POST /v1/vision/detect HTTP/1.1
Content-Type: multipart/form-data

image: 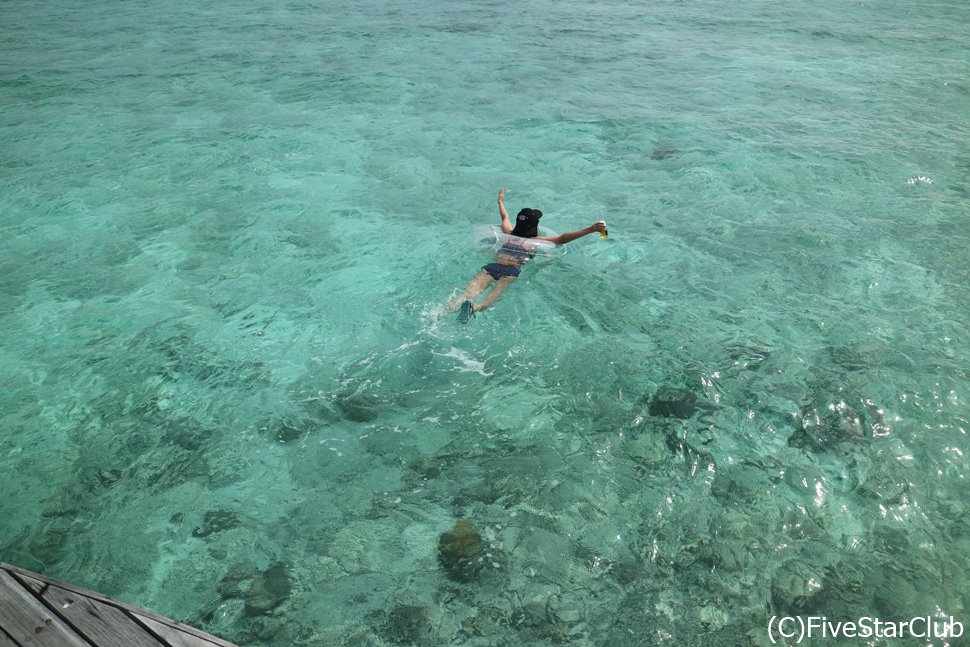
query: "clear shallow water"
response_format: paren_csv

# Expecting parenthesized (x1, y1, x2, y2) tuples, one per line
(1, 0, 969, 644)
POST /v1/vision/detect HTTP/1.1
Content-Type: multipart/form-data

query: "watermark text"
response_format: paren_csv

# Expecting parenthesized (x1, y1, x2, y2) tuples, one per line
(768, 616, 964, 643)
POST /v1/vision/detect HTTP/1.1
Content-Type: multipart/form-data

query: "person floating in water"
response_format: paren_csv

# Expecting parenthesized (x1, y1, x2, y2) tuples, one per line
(448, 188, 607, 322)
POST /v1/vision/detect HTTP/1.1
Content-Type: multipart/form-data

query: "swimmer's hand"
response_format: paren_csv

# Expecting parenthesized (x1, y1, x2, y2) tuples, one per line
(538, 221, 605, 244)
(498, 188, 512, 233)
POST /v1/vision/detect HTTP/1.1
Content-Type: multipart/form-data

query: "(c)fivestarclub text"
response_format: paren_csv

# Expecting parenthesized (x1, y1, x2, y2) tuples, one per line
(768, 615, 964, 643)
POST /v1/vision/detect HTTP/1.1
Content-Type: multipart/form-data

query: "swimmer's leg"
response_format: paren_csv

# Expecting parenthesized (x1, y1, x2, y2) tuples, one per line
(474, 276, 516, 312)
(446, 270, 493, 313)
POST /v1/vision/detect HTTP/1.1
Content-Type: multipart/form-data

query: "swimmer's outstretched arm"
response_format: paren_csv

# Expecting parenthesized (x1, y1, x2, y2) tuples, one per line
(498, 188, 513, 233)
(536, 221, 606, 245)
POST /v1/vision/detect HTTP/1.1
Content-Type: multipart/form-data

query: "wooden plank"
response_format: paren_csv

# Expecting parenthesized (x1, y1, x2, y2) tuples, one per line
(27, 576, 164, 647)
(0, 570, 89, 647)
(3, 565, 142, 615)
(14, 575, 44, 596)
(135, 614, 227, 647)
(1, 565, 238, 647)
(0, 627, 22, 647)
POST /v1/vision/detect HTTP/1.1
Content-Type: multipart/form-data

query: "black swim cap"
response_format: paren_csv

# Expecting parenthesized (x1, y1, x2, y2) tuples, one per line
(511, 208, 542, 237)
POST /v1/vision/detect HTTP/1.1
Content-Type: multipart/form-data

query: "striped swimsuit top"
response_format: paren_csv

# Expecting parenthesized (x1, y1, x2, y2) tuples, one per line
(496, 241, 535, 264)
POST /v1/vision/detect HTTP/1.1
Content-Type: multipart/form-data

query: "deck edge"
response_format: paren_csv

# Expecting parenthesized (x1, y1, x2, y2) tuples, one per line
(0, 563, 237, 647)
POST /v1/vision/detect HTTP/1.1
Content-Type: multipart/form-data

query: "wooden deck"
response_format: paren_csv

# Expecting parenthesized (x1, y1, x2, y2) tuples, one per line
(0, 563, 238, 647)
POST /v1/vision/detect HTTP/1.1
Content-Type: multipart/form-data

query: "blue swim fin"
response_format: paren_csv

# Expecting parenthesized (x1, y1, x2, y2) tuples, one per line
(457, 299, 475, 324)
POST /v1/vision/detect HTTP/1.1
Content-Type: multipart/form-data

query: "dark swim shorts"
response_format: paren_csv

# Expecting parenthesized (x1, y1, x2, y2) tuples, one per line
(482, 263, 520, 280)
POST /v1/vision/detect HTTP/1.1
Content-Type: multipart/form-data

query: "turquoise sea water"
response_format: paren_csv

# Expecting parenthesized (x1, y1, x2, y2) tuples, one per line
(2, 0, 969, 644)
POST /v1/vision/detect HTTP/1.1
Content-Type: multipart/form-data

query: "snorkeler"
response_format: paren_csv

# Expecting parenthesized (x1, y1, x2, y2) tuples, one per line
(447, 188, 607, 322)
